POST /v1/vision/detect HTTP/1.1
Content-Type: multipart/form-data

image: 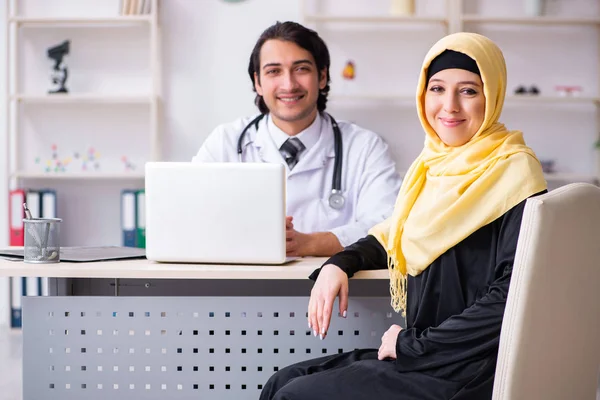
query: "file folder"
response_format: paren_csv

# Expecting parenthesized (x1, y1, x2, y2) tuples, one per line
(41, 189, 57, 218)
(25, 190, 41, 218)
(121, 190, 137, 247)
(10, 277, 23, 328)
(136, 190, 146, 248)
(9, 189, 25, 246)
(25, 277, 41, 297)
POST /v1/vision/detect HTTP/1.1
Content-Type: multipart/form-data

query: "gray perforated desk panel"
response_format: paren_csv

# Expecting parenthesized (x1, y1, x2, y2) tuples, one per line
(7, 259, 396, 400)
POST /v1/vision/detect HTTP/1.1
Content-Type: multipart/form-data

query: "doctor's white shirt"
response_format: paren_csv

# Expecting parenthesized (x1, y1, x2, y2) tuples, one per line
(192, 112, 402, 247)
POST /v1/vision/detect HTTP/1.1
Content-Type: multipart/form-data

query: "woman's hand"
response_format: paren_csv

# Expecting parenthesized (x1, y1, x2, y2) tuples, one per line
(378, 324, 402, 360)
(307, 264, 349, 339)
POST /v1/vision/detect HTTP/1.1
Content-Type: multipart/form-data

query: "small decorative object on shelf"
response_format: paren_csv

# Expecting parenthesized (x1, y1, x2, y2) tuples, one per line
(47, 40, 70, 94)
(513, 85, 540, 95)
(539, 159, 556, 174)
(341, 60, 356, 95)
(342, 60, 355, 80)
(82, 147, 101, 171)
(529, 85, 540, 95)
(555, 85, 583, 97)
(524, 0, 544, 17)
(390, 0, 415, 16)
(35, 144, 103, 173)
(122, 156, 136, 171)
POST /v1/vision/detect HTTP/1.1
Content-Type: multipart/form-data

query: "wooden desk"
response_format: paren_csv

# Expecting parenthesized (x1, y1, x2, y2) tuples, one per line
(2, 257, 394, 400)
(0, 257, 389, 280)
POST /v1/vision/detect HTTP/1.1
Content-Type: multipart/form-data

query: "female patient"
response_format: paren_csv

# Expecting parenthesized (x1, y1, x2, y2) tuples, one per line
(259, 32, 547, 400)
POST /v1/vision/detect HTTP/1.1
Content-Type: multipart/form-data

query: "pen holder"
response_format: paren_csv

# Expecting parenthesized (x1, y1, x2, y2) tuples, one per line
(23, 218, 62, 264)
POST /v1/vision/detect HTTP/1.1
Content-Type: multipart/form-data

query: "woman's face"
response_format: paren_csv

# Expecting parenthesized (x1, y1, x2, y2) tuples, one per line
(424, 68, 485, 147)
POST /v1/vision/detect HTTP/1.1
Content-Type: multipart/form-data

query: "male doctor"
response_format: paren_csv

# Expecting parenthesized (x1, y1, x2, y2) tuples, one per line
(192, 21, 401, 257)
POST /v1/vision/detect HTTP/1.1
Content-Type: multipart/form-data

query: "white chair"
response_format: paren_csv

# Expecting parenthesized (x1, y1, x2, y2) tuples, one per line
(493, 183, 600, 399)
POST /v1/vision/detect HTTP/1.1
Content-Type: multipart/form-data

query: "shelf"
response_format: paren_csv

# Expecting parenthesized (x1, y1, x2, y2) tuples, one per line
(304, 14, 447, 24)
(330, 94, 599, 105)
(11, 172, 145, 180)
(9, 16, 152, 26)
(462, 15, 600, 26)
(12, 94, 155, 105)
(505, 95, 600, 105)
(330, 94, 415, 101)
(544, 173, 598, 182)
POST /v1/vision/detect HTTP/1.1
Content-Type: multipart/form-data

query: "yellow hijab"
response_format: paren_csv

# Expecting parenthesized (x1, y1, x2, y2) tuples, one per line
(369, 32, 547, 314)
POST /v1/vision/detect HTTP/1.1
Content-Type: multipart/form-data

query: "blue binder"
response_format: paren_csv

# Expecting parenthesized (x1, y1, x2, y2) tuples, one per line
(10, 277, 24, 328)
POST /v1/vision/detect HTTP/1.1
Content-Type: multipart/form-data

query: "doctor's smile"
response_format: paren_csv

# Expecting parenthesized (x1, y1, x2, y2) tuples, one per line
(277, 92, 306, 104)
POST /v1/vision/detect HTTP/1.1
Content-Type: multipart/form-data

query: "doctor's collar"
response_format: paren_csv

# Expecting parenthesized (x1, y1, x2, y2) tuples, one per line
(267, 112, 322, 152)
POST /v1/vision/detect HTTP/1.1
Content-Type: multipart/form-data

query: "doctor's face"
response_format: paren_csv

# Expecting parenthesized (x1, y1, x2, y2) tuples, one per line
(254, 39, 327, 134)
(425, 68, 485, 147)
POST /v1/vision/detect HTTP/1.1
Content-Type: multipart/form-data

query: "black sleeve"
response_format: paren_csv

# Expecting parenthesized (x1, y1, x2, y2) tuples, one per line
(393, 198, 529, 372)
(308, 235, 388, 281)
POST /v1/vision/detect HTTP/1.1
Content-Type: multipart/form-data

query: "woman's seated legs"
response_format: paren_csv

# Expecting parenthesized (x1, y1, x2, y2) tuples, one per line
(261, 349, 459, 400)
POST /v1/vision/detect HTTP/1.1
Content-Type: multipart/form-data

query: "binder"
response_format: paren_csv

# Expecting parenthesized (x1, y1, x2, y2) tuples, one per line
(119, 0, 130, 15)
(128, 0, 138, 15)
(25, 277, 41, 297)
(40, 189, 56, 296)
(10, 277, 23, 328)
(121, 190, 137, 247)
(26, 189, 43, 295)
(9, 189, 25, 246)
(25, 190, 41, 218)
(136, 190, 146, 248)
(41, 278, 49, 296)
(41, 189, 57, 218)
(136, 0, 145, 15)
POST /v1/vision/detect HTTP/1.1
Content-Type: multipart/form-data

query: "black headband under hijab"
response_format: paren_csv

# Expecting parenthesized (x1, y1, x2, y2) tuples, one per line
(426, 49, 481, 82)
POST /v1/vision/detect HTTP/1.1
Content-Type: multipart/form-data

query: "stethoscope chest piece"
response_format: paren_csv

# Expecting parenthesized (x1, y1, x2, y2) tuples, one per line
(328, 190, 345, 210)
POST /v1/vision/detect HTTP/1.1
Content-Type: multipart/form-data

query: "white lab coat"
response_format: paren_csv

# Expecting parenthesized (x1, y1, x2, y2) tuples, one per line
(192, 113, 402, 247)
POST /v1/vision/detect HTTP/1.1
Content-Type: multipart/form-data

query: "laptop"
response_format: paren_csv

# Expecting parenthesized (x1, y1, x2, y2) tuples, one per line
(145, 162, 289, 264)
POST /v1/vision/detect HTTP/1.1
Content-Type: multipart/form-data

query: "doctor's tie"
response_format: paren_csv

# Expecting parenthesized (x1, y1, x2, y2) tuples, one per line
(280, 138, 305, 170)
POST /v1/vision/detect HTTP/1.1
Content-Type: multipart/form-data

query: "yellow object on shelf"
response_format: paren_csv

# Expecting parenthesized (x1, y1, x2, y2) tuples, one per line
(390, 0, 415, 16)
(342, 60, 355, 80)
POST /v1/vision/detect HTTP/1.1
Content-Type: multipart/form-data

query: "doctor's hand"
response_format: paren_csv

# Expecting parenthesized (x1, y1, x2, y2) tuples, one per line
(286, 216, 313, 257)
(378, 324, 402, 360)
(286, 216, 344, 257)
(308, 264, 349, 339)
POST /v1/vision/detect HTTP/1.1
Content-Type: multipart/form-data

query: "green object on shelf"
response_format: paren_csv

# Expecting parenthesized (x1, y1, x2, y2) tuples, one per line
(136, 189, 146, 249)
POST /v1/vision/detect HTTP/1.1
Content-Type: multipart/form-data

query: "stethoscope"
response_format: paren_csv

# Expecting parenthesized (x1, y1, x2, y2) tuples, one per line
(237, 112, 345, 210)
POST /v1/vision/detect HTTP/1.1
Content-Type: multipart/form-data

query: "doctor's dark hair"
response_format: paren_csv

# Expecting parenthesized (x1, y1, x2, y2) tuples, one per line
(248, 21, 331, 114)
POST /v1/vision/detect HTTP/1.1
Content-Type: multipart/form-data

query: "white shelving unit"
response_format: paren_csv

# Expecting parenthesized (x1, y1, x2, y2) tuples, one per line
(301, 0, 600, 184)
(9, 15, 153, 24)
(303, 14, 448, 24)
(10, 171, 147, 180)
(11, 93, 156, 104)
(5, 0, 161, 185)
(460, 15, 600, 25)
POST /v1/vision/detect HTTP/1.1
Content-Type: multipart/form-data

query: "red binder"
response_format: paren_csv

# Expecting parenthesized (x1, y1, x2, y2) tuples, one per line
(9, 189, 25, 246)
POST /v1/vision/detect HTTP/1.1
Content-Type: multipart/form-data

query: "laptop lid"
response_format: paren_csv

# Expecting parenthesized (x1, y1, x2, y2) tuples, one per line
(145, 162, 287, 264)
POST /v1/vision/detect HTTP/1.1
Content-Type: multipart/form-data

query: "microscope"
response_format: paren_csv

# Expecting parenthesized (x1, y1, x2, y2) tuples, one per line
(47, 40, 70, 94)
